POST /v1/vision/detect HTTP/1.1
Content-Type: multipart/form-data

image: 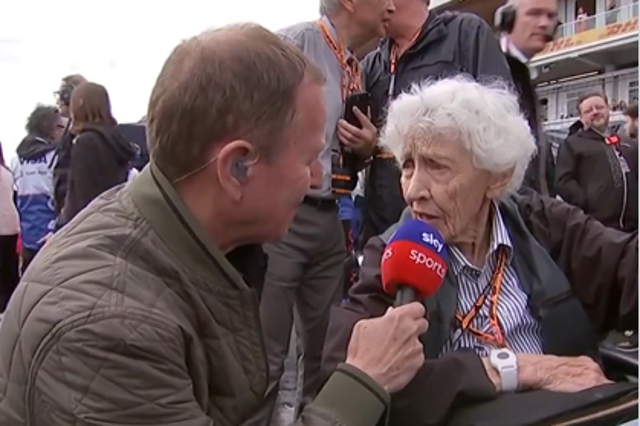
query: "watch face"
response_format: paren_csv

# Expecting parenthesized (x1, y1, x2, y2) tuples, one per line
(497, 351, 511, 360)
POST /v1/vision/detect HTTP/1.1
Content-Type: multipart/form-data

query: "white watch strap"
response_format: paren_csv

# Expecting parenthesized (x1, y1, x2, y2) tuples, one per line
(499, 363, 518, 392)
(490, 349, 518, 392)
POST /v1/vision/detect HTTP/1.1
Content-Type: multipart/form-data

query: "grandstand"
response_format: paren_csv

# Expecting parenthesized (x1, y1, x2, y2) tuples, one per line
(432, 0, 638, 140)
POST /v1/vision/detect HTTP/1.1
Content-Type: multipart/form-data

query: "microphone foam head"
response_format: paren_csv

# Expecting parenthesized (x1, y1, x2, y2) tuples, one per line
(381, 219, 448, 299)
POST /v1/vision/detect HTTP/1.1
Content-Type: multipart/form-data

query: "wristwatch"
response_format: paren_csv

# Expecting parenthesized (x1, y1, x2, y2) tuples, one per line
(489, 348, 518, 392)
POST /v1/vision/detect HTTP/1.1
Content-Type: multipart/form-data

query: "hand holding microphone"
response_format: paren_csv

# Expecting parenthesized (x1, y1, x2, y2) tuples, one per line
(345, 302, 428, 393)
(380, 219, 449, 306)
(344, 219, 448, 393)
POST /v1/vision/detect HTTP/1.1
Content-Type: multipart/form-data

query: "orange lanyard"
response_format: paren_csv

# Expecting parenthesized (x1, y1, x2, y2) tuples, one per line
(316, 20, 362, 100)
(454, 247, 509, 348)
(387, 29, 421, 99)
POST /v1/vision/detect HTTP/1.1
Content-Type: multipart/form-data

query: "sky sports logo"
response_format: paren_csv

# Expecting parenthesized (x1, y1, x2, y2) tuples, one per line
(382, 245, 447, 279)
(409, 249, 447, 278)
(421, 232, 444, 253)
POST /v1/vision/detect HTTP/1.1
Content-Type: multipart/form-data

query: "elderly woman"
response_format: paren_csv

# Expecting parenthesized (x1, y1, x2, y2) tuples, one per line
(322, 77, 638, 425)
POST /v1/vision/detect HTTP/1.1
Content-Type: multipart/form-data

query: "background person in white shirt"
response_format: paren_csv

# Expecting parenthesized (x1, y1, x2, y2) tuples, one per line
(0, 141, 20, 313)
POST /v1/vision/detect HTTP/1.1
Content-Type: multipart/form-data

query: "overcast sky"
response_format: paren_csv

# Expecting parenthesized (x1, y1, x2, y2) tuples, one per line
(0, 0, 319, 158)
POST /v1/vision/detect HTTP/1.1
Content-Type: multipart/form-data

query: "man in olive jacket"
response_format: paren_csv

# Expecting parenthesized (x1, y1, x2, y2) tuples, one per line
(0, 24, 428, 426)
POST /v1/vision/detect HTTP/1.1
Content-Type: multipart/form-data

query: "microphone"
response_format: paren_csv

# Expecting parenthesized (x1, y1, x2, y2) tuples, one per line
(381, 219, 449, 307)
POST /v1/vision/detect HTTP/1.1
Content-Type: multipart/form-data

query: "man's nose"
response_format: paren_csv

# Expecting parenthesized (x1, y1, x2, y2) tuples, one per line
(309, 159, 322, 190)
(386, 0, 396, 13)
(538, 15, 555, 31)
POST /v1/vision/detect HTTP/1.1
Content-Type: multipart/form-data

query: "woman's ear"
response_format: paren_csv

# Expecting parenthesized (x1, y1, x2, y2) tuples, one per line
(486, 167, 514, 199)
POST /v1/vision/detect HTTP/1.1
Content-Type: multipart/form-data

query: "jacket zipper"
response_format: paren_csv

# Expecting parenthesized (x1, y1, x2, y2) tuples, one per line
(612, 145, 629, 229)
(591, 127, 628, 229)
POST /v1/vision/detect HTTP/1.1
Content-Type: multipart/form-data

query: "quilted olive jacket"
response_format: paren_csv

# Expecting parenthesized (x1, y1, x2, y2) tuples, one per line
(0, 164, 388, 426)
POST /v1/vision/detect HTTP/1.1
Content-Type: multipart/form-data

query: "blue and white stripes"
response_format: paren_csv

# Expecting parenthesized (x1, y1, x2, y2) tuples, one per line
(441, 204, 544, 356)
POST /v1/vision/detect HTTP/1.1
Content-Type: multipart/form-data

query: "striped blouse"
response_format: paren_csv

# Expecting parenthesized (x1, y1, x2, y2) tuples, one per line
(440, 205, 544, 356)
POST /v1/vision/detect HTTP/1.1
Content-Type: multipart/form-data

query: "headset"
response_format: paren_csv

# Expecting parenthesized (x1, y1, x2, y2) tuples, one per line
(494, 2, 560, 43)
(232, 158, 249, 181)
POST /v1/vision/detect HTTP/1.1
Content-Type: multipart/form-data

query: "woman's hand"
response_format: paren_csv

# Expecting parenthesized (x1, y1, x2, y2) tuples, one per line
(518, 354, 612, 392)
(482, 354, 612, 393)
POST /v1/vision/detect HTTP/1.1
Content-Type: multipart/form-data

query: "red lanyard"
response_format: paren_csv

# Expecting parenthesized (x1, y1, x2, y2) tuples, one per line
(454, 247, 509, 348)
(316, 20, 362, 100)
(387, 29, 422, 98)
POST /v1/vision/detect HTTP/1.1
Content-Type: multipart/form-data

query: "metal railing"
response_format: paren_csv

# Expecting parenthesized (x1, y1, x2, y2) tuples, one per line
(556, 3, 638, 39)
(537, 68, 638, 95)
(538, 68, 638, 123)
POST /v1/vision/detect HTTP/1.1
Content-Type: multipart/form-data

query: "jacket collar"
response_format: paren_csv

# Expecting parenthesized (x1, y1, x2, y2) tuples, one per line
(380, 11, 447, 61)
(448, 203, 514, 276)
(501, 36, 540, 79)
(403, 11, 447, 56)
(128, 162, 248, 290)
(500, 36, 529, 64)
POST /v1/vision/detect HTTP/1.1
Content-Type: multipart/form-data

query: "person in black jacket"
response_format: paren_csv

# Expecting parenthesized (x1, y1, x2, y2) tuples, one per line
(495, 0, 559, 196)
(60, 82, 136, 226)
(623, 102, 638, 140)
(359, 0, 515, 246)
(52, 74, 88, 218)
(555, 92, 638, 232)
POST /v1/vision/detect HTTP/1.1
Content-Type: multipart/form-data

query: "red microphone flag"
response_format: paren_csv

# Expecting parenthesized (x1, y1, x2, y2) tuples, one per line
(381, 219, 449, 299)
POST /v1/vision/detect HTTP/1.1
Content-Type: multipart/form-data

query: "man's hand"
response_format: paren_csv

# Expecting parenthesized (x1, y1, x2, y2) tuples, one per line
(337, 107, 377, 159)
(483, 354, 612, 393)
(345, 302, 428, 393)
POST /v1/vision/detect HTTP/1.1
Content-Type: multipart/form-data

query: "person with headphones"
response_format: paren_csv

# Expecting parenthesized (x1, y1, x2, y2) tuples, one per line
(494, 0, 559, 196)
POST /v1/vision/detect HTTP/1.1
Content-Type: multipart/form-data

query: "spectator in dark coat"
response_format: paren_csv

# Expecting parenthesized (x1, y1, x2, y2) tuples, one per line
(555, 93, 637, 232)
(60, 82, 136, 226)
(52, 74, 88, 218)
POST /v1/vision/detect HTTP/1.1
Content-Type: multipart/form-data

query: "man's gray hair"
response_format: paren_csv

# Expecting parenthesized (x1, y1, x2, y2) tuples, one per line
(319, 0, 340, 15)
(381, 76, 536, 196)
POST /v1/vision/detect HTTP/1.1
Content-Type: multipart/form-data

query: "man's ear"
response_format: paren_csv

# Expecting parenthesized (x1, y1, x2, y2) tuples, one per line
(216, 140, 255, 202)
(339, 0, 356, 13)
(486, 168, 513, 199)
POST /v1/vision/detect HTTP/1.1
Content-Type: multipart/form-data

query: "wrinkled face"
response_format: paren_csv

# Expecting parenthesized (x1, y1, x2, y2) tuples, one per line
(349, 0, 396, 38)
(510, 0, 559, 57)
(579, 95, 609, 132)
(399, 132, 503, 243)
(624, 115, 638, 139)
(241, 79, 325, 241)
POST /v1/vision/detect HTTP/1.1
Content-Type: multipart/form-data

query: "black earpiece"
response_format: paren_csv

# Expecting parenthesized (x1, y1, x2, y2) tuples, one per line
(232, 159, 248, 181)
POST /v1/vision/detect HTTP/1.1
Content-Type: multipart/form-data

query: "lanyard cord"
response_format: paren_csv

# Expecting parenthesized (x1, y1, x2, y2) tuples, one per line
(387, 29, 422, 99)
(315, 20, 362, 100)
(454, 247, 509, 348)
